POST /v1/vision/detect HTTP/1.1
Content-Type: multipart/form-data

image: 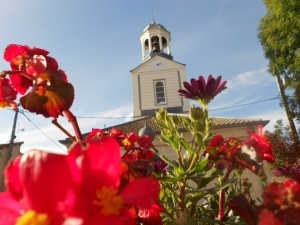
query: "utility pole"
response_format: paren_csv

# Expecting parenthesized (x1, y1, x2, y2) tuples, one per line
(0, 109, 18, 191)
(7, 109, 18, 163)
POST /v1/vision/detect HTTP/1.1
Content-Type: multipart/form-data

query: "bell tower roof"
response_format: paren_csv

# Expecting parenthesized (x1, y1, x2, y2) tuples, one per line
(143, 20, 168, 32)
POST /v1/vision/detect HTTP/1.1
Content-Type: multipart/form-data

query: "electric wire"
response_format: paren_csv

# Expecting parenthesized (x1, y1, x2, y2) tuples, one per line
(3, 95, 280, 150)
(18, 110, 67, 153)
(210, 96, 279, 112)
(76, 96, 280, 119)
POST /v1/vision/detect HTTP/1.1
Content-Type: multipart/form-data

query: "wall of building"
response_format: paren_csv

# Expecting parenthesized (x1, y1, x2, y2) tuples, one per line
(152, 124, 274, 201)
(0, 142, 23, 191)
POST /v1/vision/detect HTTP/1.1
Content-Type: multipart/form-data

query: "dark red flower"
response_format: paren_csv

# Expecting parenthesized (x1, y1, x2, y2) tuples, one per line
(274, 166, 300, 182)
(154, 160, 168, 175)
(178, 75, 227, 105)
(20, 69, 74, 118)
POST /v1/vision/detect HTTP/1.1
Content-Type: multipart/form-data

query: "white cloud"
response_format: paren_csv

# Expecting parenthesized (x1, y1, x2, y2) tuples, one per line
(229, 68, 275, 90)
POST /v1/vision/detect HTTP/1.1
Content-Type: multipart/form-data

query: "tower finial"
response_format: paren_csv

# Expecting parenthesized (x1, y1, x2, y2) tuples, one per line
(152, 9, 156, 23)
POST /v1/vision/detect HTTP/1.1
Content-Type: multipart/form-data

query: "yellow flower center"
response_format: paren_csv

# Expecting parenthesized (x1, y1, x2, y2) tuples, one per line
(16, 210, 50, 225)
(122, 138, 132, 147)
(93, 186, 123, 216)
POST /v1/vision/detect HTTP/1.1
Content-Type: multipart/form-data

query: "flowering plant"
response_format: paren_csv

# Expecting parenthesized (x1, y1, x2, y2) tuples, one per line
(0, 44, 298, 225)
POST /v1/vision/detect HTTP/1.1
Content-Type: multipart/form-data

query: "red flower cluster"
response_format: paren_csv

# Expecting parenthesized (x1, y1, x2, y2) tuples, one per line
(86, 128, 166, 224)
(87, 127, 155, 163)
(1, 44, 74, 118)
(258, 179, 300, 225)
(206, 125, 274, 174)
(178, 75, 227, 106)
(0, 137, 160, 225)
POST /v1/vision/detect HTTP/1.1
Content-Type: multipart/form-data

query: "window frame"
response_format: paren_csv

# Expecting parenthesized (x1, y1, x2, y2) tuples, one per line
(153, 79, 167, 106)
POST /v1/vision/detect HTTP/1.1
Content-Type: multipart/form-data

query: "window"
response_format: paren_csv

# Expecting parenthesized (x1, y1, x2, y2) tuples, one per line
(154, 80, 167, 105)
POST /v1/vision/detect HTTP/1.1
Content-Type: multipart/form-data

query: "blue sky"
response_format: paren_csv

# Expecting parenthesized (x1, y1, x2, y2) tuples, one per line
(0, 1, 287, 153)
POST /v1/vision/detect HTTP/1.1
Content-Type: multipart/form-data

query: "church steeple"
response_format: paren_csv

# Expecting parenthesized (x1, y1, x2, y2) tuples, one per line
(140, 20, 172, 62)
(131, 21, 190, 118)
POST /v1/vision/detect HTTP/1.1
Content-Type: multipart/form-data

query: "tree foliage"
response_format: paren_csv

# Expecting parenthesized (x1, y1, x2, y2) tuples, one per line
(258, 0, 300, 121)
(264, 120, 300, 167)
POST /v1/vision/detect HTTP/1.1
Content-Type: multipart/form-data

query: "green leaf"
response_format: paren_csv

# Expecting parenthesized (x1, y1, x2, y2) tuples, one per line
(188, 157, 209, 175)
(180, 138, 196, 154)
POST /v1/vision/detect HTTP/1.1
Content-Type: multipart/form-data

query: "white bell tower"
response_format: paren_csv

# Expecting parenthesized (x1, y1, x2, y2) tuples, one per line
(130, 21, 190, 118)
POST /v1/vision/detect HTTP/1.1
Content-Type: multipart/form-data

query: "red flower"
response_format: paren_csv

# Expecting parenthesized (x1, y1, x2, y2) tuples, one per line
(206, 133, 268, 173)
(0, 77, 17, 109)
(178, 75, 227, 105)
(242, 125, 275, 163)
(122, 132, 139, 151)
(138, 134, 154, 149)
(258, 179, 300, 225)
(3, 44, 74, 118)
(86, 128, 106, 140)
(258, 209, 282, 225)
(0, 150, 79, 225)
(67, 137, 160, 225)
(138, 203, 165, 225)
(4, 44, 56, 95)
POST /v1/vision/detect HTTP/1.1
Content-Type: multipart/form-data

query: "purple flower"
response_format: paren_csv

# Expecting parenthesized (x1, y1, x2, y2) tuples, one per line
(154, 160, 168, 175)
(274, 166, 300, 182)
(178, 75, 227, 105)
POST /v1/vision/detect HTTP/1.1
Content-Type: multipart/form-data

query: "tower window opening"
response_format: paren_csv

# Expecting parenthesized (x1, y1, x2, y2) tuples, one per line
(151, 36, 160, 52)
(154, 80, 167, 105)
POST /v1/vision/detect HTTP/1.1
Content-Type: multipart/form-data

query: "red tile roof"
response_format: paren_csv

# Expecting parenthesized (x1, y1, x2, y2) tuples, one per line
(60, 115, 269, 145)
(102, 115, 269, 134)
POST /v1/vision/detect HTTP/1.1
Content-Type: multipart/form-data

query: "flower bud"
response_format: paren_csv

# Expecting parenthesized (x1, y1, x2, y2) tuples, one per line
(189, 106, 203, 121)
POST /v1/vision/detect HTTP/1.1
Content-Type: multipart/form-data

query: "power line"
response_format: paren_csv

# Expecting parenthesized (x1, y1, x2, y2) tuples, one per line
(18, 111, 67, 153)
(76, 96, 280, 119)
(210, 96, 280, 112)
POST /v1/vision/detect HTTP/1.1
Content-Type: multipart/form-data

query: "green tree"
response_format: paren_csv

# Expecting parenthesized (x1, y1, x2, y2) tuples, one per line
(258, 0, 300, 144)
(264, 120, 300, 167)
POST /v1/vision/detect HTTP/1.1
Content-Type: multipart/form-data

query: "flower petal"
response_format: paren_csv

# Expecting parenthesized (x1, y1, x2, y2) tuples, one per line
(258, 209, 282, 225)
(121, 177, 160, 209)
(4, 156, 23, 201)
(0, 192, 21, 225)
(81, 137, 121, 191)
(19, 150, 79, 213)
(9, 74, 32, 95)
(20, 75, 74, 118)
